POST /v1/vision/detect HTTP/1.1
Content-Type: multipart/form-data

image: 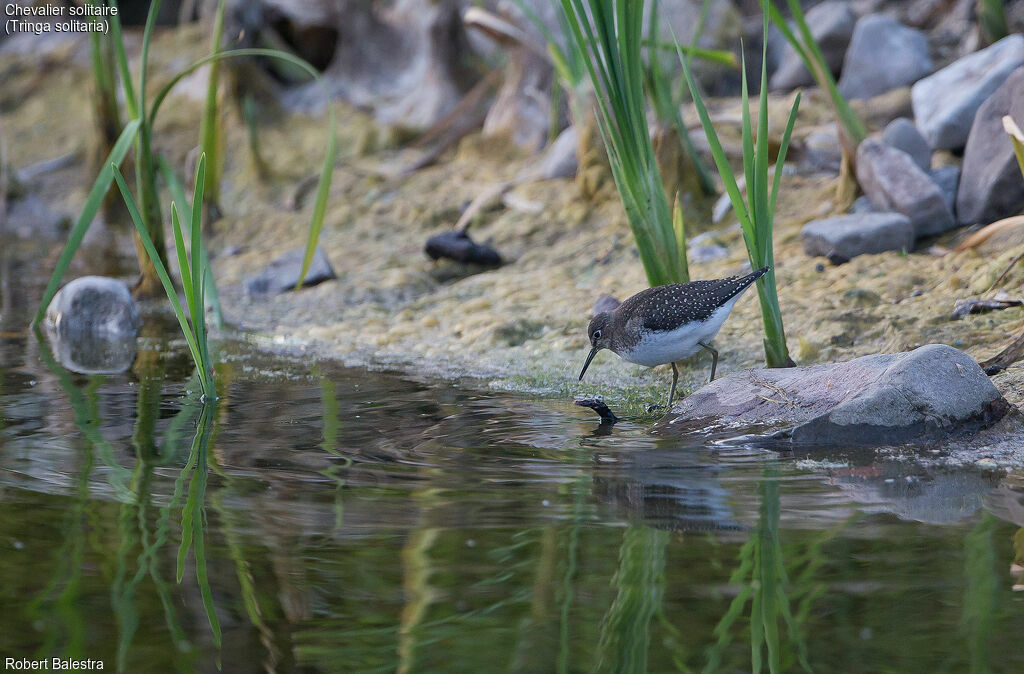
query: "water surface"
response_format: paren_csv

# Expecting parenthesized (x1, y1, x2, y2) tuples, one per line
(1, 241, 1023, 672)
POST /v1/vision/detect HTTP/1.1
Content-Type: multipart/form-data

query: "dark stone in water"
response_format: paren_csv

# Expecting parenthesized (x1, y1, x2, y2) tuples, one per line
(660, 344, 1010, 446)
(245, 247, 336, 295)
(424, 230, 502, 267)
(575, 398, 619, 425)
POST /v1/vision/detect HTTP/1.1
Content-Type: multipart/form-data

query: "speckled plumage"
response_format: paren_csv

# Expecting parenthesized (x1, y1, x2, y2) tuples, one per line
(596, 267, 767, 354)
(579, 267, 768, 403)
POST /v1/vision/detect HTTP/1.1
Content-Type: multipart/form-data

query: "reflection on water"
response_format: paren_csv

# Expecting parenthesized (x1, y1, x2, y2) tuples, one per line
(2, 265, 1024, 671)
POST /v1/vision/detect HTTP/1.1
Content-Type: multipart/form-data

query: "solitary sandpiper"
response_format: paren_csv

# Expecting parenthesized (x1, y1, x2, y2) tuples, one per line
(578, 267, 768, 407)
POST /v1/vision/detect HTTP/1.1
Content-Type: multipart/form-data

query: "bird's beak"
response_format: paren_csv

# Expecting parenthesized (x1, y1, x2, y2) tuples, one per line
(579, 346, 598, 381)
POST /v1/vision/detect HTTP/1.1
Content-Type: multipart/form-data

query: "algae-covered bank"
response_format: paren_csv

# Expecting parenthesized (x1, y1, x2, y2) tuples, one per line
(5, 1, 1024, 671)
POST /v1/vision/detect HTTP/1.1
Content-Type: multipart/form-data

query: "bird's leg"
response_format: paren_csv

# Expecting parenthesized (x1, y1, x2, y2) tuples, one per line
(668, 361, 680, 408)
(699, 342, 719, 382)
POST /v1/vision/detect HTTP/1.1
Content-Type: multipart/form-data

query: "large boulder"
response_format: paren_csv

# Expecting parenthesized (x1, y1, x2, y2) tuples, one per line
(956, 66, 1024, 225)
(769, 1, 856, 91)
(837, 14, 931, 100)
(801, 212, 914, 263)
(912, 34, 1024, 150)
(855, 138, 955, 237)
(660, 345, 1010, 446)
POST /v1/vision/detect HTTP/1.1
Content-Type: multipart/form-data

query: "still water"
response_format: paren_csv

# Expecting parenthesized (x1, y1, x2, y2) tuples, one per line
(2, 252, 1024, 672)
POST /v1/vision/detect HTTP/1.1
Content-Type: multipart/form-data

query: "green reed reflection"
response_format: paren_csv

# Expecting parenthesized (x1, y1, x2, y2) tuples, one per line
(704, 473, 813, 674)
(962, 513, 998, 674)
(176, 401, 221, 646)
(317, 373, 350, 531)
(595, 525, 669, 673)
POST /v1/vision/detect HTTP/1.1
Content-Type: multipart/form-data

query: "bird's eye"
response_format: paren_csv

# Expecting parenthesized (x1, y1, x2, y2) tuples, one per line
(593, 330, 602, 340)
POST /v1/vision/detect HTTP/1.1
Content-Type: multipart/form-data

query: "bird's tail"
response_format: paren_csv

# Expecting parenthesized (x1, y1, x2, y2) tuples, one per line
(745, 266, 770, 285)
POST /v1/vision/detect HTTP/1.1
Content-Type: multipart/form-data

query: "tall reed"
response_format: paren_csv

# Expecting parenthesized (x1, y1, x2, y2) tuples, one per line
(112, 155, 217, 400)
(198, 0, 228, 218)
(762, 0, 865, 205)
(558, 0, 689, 286)
(34, 2, 337, 326)
(87, 0, 121, 165)
(679, 13, 799, 368)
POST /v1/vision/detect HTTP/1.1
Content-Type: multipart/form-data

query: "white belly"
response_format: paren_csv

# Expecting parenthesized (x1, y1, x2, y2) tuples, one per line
(616, 299, 738, 367)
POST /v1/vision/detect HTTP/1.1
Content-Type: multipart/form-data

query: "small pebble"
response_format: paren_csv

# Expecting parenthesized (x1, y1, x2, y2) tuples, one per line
(975, 458, 999, 471)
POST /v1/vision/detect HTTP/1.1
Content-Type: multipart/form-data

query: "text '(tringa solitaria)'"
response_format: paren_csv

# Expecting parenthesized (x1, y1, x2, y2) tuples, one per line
(578, 267, 769, 407)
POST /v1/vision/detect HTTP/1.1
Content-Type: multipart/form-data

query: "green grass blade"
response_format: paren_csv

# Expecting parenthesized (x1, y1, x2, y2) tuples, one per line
(137, 0, 162, 116)
(295, 108, 337, 289)
(755, 26, 772, 258)
(190, 155, 206, 325)
(672, 194, 689, 282)
(157, 156, 224, 328)
(642, 40, 737, 67)
(766, 0, 865, 144)
(560, 0, 685, 287)
(149, 48, 338, 292)
(108, 1, 137, 119)
(199, 0, 227, 202)
(110, 165, 203, 375)
(677, 42, 752, 234)
(739, 50, 757, 258)
(170, 204, 193, 302)
(150, 49, 322, 123)
(770, 93, 802, 220)
(978, 0, 1009, 44)
(32, 119, 140, 327)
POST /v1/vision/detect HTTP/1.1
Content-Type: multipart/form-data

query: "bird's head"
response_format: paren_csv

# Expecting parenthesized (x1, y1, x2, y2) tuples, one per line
(579, 312, 613, 381)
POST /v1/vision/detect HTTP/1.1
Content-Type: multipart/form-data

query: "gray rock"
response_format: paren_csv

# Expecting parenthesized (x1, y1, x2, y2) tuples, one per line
(855, 138, 956, 237)
(929, 165, 961, 216)
(956, 66, 1024, 225)
(43, 276, 140, 374)
(882, 117, 932, 171)
(45, 276, 140, 337)
(850, 195, 876, 213)
(661, 344, 1008, 446)
(912, 34, 1024, 150)
(769, 1, 856, 91)
(245, 247, 336, 295)
(538, 125, 578, 180)
(689, 243, 730, 264)
(801, 125, 843, 174)
(838, 14, 932, 100)
(593, 295, 621, 317)
(801, 212, 914, 262)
